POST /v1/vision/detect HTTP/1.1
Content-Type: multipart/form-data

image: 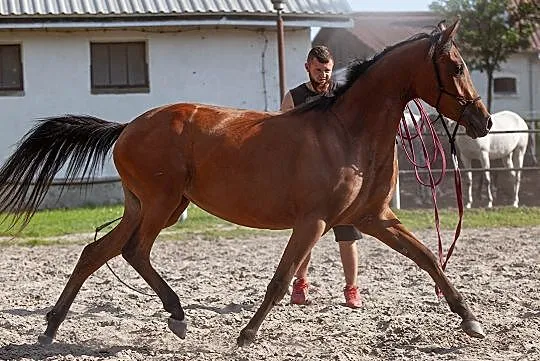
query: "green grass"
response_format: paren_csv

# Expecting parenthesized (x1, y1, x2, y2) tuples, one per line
(1, 205, 540, 245)
(395, 206, 540, 229)
(1, 205, 124, 238)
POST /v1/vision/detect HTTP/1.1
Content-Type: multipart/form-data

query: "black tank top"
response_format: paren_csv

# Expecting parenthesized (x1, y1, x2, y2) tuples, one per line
(290, 82, 338, 107)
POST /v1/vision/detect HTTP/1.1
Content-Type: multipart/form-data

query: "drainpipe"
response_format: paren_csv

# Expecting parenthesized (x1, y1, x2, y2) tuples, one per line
(528, 52, 538, 164)
(529, 53, 534, 118)
(272, 0, 286, 103)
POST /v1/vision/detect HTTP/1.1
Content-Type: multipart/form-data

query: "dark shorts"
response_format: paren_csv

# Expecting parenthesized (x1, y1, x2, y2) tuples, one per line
(332, 225, 363, 242)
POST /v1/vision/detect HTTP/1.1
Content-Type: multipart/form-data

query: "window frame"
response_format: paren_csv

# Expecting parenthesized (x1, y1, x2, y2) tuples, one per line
(0, 44, 24, 96)
(90, 41, 149, 94)
(493, 75, 518, 97)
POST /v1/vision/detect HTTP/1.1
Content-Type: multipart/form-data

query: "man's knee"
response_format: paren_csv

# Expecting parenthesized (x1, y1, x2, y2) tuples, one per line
(332, 225, 362, 243)
(338, 239, 356, 245)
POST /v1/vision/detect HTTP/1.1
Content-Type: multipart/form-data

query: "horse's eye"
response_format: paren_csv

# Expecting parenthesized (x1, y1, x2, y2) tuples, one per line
(455, 64, 464, 77)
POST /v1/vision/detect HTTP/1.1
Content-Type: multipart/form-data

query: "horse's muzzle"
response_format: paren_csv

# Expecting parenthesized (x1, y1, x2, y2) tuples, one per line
(486, 116, 493, 132)
(466, 116, 491, 138)
(464, 105, 492, 138)
(475, 115, 493, 138)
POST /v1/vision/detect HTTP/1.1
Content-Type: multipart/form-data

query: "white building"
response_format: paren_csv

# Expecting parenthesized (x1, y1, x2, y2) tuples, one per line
(0, 0, 352, 208)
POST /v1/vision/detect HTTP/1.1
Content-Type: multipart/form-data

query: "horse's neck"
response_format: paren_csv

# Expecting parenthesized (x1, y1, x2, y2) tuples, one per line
(334, 43, 424, 141)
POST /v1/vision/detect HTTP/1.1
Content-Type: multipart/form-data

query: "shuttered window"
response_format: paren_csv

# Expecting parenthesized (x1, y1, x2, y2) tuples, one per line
(90, 42, 149, 93)
(0, 44, 23, 93)
(493, 77, 517, 95)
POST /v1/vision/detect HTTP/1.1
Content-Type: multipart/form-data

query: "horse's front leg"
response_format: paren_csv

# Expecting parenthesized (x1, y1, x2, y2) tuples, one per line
(355, 210, 485, 338)
(479, 151, 493, 208)
(237, 218, 326, 346)
(459, 155, 473, 208)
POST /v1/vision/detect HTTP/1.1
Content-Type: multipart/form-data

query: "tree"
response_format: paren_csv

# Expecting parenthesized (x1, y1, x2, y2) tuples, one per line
(429, 0, 539, 111)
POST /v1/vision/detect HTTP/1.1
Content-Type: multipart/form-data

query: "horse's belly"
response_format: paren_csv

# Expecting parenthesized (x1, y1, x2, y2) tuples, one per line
(488, 138, 520, 159)
(185, 165, 356, 230)
(186, 172, 297, 230)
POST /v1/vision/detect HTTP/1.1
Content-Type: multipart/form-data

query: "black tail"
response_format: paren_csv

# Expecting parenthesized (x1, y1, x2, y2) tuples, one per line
(0, 115, 127, 229)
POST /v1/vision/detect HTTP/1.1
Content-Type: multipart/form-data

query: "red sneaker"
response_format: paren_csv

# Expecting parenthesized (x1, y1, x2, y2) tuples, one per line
(290, 278, 310, 305)
(344, 285, 362, 308)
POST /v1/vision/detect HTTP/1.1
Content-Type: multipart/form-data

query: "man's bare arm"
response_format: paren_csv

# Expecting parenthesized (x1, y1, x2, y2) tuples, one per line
(280, 92, 295, 112)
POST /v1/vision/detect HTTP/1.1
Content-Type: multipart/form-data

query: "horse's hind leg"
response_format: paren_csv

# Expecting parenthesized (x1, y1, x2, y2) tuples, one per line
(237, 218, 326, 346)
(164, 197, 190, 228)
(39, 187, 141, 344)
(121, 195, 189, 339)
(356, 210, 484, 338)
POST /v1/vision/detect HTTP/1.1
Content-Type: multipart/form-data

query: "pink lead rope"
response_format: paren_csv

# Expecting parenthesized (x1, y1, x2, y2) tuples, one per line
(397, 99, 464, 298)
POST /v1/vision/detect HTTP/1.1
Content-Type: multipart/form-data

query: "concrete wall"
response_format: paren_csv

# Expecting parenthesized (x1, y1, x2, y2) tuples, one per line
(470, 52, 540, 120)
(0, 27, 312, 208)
(39, 181, 124, 210)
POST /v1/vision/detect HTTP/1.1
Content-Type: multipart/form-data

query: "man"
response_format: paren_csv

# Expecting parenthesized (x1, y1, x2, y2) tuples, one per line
(280, 45, 362, 309)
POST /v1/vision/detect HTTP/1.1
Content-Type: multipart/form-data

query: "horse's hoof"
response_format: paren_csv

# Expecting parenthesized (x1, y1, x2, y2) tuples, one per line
(237, 328, 256, 347)
(38, 334, 54, 345)
(461, 319, 485, 338)
(167, 317, 187, 339)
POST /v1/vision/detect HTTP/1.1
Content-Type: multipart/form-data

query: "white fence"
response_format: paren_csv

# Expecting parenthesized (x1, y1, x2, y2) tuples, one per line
(394, 122, 540, 209)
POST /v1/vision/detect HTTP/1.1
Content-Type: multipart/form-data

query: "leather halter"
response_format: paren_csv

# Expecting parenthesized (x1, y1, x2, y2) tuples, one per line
(428, 46, 480, 285)
(431, 48, 481, 149)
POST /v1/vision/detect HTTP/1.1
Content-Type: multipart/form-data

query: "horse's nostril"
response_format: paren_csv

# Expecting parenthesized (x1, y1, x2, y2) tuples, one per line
(487, 116, 493, 130)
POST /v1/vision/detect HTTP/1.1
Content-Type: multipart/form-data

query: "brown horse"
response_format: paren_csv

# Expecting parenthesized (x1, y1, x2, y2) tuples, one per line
(0, 20, 491, 346)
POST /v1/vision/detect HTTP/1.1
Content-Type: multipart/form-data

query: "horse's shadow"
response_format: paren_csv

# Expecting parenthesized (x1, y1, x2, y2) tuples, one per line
(0, 307, 174, 360)
(0, 342, 157, 361)
(0, 303, 254, 360)
(184, 302, 254, 314)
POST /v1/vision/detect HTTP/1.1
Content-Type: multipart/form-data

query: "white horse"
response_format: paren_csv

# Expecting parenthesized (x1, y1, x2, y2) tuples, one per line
(454, 110, 529, 208)
(398, 105, 443, 206)
(400, 109, 431, 205)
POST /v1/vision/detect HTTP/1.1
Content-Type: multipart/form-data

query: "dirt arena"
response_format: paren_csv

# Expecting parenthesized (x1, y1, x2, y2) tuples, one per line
(1, 226, 539, 361)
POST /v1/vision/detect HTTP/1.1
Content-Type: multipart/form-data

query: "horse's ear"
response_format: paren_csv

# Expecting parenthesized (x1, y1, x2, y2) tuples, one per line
(437, 18, 460, 52)
(437, 20, 446, 31)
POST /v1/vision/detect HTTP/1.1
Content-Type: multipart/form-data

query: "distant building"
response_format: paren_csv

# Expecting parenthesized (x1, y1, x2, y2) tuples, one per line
(315, 11, 540, 120)
(315, 11, 539, 164)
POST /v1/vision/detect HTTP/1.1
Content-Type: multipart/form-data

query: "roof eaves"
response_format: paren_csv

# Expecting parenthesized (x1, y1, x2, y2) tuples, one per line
(0, 13, 353, 30)
(0, 2, 353, 17)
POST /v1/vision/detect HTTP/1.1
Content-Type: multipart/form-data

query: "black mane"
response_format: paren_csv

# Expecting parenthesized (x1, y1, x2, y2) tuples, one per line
(291, 28, 443, 114)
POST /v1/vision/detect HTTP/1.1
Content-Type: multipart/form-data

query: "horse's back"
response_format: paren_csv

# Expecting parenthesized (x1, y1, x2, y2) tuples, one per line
(491, 110, 528, 132)
(456, 110, 529, 160)
(115, 102, 276, 151)
(489, 111, 529, 155)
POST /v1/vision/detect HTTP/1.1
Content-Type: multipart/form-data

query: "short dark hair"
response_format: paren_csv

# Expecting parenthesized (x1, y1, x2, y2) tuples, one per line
(307, 45, 333, 63)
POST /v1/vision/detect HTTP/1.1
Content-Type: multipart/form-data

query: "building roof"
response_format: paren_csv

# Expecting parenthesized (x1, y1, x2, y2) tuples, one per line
(312, 11, 440, 69)
(345, 10, 539, 53)
(0, 0, 351, 17)
(346, 12, 440, 54)
(0, 0, 353, 30)
(316, 10, 539, 69)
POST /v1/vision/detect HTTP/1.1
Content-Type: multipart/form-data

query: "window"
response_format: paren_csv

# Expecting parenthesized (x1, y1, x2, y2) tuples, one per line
(0, 44, 23, 93)
(90, 42, 149, 94)
(493, 77, 517, 95)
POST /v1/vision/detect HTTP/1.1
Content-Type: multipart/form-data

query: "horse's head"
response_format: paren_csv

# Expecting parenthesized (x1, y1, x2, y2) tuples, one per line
(418, 19, 492, 139)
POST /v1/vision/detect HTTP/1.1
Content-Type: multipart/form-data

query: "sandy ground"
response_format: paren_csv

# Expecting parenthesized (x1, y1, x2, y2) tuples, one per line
(1, 227, 539, 361)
